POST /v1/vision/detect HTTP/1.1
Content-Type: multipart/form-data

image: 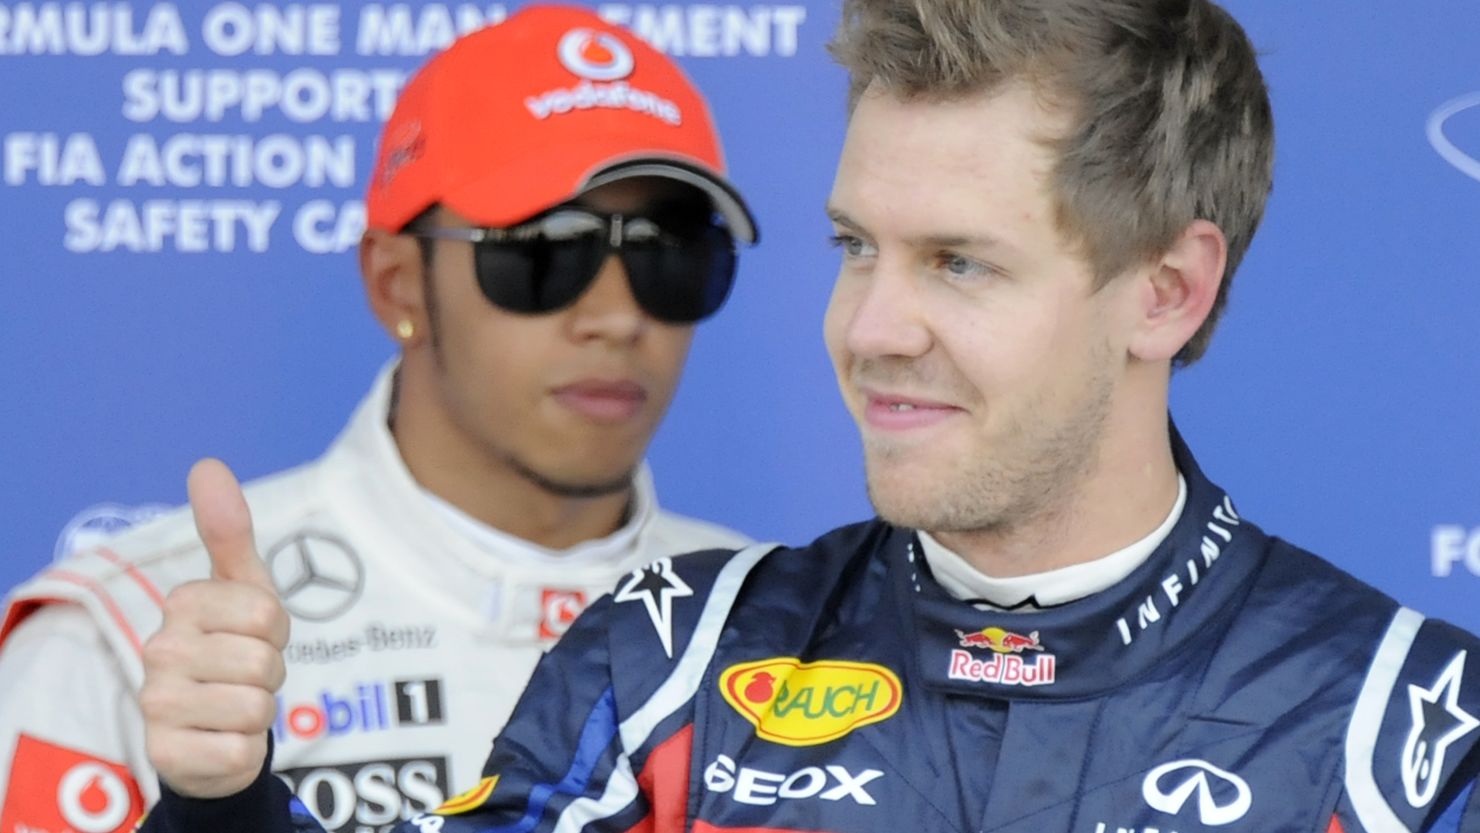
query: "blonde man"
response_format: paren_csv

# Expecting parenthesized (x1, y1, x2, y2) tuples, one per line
(132, 2, 1480, 832)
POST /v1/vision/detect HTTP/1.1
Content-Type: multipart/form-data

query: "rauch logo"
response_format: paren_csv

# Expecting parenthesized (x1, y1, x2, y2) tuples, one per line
(720, 658, 902, 747)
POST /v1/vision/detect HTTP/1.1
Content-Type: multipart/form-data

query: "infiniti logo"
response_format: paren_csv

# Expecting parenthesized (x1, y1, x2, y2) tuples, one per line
(1427, 92, 1480, 184)
(267, 532, 364, 621)
(1142, 759, 1252, 826)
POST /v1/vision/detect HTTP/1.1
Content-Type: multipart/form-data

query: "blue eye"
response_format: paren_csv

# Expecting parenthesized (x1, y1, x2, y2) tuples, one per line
(937, 252, 994, 279)
(828, 234, 877, 259)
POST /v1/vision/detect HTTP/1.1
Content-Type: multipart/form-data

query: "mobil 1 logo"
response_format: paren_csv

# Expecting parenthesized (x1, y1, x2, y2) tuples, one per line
(278, 756, 449, 833)
(395, 678, 444, 726)
(275, 678, 444, 744)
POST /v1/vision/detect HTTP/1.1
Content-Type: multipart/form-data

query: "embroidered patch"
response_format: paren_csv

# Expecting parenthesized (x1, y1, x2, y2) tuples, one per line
(720, 658, 902, 746)
(613, 558, 692, 658)
(0, 735, 144, 833)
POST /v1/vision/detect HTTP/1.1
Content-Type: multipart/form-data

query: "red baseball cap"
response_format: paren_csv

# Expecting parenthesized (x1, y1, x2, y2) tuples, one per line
(366, 4, 757, 243)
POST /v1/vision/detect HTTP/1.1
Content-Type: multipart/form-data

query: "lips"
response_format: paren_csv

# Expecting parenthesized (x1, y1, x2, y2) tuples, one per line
(860, 389, 961, 432)
(552, 379, 648, 423)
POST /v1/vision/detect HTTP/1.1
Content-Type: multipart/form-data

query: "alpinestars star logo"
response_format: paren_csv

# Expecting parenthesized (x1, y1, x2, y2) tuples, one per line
(1402, 650, 1480, 808)
(614, 558, 692, 658)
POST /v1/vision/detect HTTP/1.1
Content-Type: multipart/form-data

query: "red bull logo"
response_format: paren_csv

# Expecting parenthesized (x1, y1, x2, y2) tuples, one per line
(948, 649, 1056, 686)
(954, 627, 1044, 654)
(950, 627, 1055, 686)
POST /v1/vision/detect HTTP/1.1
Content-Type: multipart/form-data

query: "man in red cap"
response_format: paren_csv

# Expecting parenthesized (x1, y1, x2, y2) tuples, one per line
(0, 7, 757, 831)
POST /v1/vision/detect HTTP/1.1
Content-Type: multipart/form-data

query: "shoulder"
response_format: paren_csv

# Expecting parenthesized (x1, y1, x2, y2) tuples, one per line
(1244, 542, 1480, 830)
(1231, 537, 1403, 652)
(1245, 540, 1480, 671)
(601, 520, 892, 688)
(1, 460, 323, 672)
(750, 520, 892, 584)
(0, 603, 133, 696)
(1, 504, 197, 674)
(0, 603, 112, 656)
(22, 460, 320, 592)
(645, 508, 753, 553)
(1332, 608, 1480, 832)
(1199, 540, 1410, 697)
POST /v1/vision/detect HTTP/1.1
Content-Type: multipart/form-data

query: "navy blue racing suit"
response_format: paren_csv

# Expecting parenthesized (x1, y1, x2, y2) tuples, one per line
(143, 436, 1480, 833)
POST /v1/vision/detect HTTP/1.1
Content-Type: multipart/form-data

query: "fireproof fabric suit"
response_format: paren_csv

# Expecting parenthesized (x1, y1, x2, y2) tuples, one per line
(144, 435, 1480, 833)
(0, 364, 750, 833)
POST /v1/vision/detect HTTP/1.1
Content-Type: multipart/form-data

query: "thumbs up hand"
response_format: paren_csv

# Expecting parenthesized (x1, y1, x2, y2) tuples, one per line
(140, 459, 291, 798)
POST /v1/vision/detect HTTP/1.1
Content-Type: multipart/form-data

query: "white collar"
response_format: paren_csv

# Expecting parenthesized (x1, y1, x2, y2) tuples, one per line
(418, 468, 657, 569)
(919, 475, 1187, 610)
(324, 360, 658, 578)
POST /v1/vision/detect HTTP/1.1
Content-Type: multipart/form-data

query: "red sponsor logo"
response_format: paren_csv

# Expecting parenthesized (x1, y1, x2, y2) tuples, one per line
(947, 649, 1057, 687)
(539, 589, 587, 640)
(954, 627, 1044, 654)
(0, 735, 144, 833)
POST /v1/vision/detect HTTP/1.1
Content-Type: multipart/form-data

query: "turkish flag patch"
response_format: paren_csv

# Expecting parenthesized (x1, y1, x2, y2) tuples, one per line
(0, 734, 143, 833)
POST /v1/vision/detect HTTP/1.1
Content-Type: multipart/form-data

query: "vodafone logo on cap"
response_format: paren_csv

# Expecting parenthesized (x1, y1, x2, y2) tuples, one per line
(59, 763, 132, 833)
(558, 28, 634, 81)
(526, 26, 680, 125)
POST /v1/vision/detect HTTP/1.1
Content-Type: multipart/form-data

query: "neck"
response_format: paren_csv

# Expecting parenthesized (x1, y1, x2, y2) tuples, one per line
(390, 364, 633, 550)
(933, 376, 1179, 578)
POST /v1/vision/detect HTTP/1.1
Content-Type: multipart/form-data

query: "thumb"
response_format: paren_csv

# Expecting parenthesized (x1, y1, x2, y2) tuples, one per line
(188, 458, 273, 591)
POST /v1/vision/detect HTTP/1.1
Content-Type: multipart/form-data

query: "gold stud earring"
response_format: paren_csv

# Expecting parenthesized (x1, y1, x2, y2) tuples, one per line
(395, 320, 415, 341)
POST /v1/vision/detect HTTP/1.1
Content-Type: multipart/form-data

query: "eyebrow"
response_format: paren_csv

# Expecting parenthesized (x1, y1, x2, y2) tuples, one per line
(826, 205, 1007, 251)
(825, 206, 863, 232)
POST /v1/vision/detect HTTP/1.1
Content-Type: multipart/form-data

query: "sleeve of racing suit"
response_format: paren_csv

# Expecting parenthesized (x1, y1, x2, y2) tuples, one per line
(144, 748, 299, 833)
(142, 594, 665, 833)
(1419, 759, 1480, 833)
(1334, 615, 1480, 833)
(0, 604, 152, 833)
(418, 594, 671, 832)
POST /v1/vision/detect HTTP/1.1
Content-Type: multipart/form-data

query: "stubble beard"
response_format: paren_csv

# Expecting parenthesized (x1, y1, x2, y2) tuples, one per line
(506, 454, 637, 499)
(424, 265, 637, 502)
(863, 355, 1116, 540)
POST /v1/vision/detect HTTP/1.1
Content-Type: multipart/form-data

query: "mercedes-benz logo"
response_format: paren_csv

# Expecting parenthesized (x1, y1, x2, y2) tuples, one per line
(266, 532, 364, 621)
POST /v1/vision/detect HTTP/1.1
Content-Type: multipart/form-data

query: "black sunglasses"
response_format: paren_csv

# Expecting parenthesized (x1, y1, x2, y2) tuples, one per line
(409, 208, 737, 324)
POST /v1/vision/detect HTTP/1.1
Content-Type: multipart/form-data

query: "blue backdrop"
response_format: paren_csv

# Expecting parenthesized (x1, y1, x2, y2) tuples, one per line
(2, 2, 1477, 628)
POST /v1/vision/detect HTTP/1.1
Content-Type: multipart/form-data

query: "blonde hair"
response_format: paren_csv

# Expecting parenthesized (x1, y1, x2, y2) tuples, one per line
(830, 0, 1274, 364)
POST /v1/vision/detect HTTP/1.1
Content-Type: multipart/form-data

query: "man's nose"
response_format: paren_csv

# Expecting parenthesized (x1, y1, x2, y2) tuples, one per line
(567, 253, 647, 344)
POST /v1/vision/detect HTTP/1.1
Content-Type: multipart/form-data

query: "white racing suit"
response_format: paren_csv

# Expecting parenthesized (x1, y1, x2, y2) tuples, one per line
(0, 366, 749, 833)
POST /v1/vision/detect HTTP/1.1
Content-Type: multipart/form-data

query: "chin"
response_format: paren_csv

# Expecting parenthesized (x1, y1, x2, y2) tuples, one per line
(863, 465, 935, 529)
(864, 456, 1014, 534)
(868, 494, 943, 532)
(511, 455, 638, 499)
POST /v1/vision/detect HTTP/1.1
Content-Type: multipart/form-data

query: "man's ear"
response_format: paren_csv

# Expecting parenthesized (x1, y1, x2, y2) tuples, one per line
(1127, 219, 1227, 362)
(360, 227, 430, 348)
